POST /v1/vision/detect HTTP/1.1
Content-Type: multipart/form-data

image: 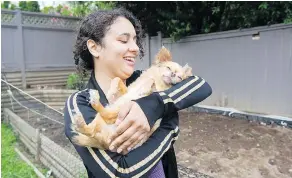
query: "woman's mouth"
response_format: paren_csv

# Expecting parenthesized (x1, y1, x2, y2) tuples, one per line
(124, 57, 135, 67)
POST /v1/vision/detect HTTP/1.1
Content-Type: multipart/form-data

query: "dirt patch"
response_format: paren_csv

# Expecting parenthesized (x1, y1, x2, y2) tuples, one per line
(175, 112, 292, 178)
(16, 111, 292, 178)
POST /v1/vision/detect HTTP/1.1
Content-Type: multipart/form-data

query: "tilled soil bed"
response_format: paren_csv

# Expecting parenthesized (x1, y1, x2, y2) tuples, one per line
(17, 111, 292, 178)
(175, 112, 292, 178)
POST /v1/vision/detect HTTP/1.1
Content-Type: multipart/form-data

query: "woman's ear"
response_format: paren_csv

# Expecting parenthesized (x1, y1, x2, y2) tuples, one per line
(87, 39, 102, 58)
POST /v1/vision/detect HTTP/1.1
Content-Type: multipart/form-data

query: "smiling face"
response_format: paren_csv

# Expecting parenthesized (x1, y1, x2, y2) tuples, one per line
(90, 16, 139, 80)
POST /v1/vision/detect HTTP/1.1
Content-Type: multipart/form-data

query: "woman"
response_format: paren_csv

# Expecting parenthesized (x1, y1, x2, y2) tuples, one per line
(64, 8, 212, 178)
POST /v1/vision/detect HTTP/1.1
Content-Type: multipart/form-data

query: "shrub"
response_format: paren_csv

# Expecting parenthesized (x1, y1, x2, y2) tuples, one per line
(66, 73, 85, 90)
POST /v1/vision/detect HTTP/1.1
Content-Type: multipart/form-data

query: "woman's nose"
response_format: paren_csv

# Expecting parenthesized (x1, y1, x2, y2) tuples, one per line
(171, 72, 176, 77)
(129, 42, 139, 52)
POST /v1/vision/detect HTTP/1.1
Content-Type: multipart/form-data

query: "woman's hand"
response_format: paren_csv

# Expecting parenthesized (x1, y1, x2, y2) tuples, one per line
(108, 101, 150, 154)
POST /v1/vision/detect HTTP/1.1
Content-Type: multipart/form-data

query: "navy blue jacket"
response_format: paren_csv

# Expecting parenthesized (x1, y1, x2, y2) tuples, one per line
(64, 70, 212, 178)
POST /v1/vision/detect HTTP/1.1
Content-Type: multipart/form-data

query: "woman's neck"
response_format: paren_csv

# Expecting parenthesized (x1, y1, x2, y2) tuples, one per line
(94, 69, 112, 94)
(94, 68, 126, 95)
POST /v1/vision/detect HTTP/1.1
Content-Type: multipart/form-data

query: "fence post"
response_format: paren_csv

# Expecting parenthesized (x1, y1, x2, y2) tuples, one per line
(10, 94, 15, 112)
(3, 110, 9, 124)
(15, 8, 27, 89)
(157, 31, 162, 47)
(145, 33, 151, 67)
(35, 128, 41, 162)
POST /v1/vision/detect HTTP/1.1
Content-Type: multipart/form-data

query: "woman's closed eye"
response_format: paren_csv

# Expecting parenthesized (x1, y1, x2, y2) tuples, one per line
(119, 40, 128, 44)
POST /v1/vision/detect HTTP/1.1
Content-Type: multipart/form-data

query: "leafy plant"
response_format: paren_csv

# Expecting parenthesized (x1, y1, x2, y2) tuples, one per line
(68, 1, 116, 17)
(1, 1, 10, 9)
(1, 1, 40, 12)
(66, 73, 85, 90)
(19, 1, 40, 12)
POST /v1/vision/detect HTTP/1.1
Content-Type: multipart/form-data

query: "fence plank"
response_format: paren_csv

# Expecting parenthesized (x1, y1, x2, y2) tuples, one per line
(39, 151, 74, 178)
(4, 108, 37, 138)
(39, 155, 67, 178)
(35, 129, 41, 162)
(14, 9, 26, 88)
(4, 108, 87, 178)
(9, 121, 37, 155)
(40, 134, 86, 175)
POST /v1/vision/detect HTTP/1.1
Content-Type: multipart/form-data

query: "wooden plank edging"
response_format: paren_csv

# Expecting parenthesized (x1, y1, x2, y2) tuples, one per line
(3, 108, 87, 178)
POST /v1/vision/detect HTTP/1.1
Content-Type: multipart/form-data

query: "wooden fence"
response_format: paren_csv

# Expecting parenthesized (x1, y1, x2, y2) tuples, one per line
(3, 108, 87, 178)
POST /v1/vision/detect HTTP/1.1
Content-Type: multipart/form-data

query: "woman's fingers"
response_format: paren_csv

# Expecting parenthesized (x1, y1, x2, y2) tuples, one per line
(109, 124, 136, 152)
(109, 101, 150, 152)
(126, 133, 148, 153)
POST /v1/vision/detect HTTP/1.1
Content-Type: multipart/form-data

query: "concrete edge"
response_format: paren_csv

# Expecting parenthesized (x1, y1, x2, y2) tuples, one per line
(186, 105, 292, 128)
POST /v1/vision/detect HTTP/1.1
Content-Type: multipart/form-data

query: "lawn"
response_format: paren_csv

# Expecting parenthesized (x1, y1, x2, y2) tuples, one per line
(1, 123, 38, 178)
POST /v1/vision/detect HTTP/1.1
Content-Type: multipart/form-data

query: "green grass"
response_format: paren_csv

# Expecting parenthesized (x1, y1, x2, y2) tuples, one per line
(1, 123, 38, 178)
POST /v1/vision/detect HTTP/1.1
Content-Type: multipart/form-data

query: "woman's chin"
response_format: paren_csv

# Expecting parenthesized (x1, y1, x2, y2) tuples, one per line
(120, 68, 134, 79)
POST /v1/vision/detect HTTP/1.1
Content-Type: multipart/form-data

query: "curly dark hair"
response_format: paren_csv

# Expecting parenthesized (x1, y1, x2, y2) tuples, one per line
(73, 8, 145, 75)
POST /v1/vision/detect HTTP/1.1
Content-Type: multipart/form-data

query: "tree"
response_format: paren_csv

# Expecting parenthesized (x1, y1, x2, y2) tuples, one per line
(39, 1, 292, 41)
(18, 1, 27, 11)
(116, 1, 292, 41)
(67, 1, 116, 17)
(18, 1, 40, 12)
(41, 2, 116, 17)
(10, 3, 16, 10)
(1, 1, 10, 9)
(26, 1, 40, 12)
(41, 6, 56, 14)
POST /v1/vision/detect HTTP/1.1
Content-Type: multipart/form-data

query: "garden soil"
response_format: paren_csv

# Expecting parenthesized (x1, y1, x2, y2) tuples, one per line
(18, 111, 292, 178)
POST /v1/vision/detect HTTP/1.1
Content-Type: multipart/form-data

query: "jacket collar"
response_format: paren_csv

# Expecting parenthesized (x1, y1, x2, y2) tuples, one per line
(86, 71, 109, 106)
